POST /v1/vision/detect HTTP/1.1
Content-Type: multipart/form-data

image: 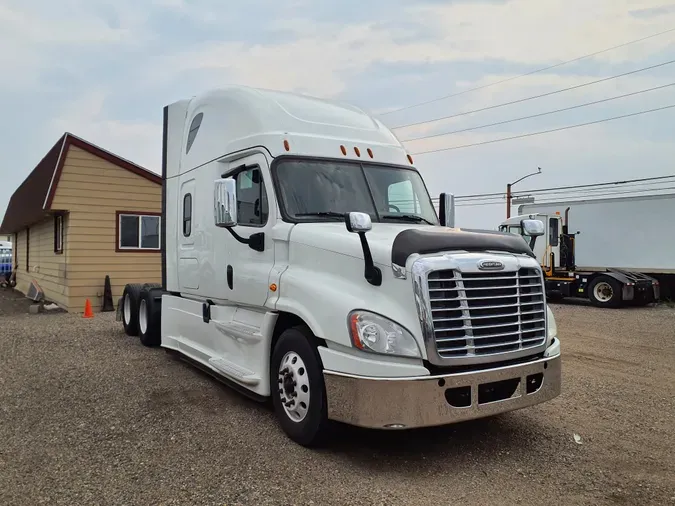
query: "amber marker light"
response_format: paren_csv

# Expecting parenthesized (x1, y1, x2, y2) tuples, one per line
(283, 140, 290, 151)
(340, 145, 347, 155)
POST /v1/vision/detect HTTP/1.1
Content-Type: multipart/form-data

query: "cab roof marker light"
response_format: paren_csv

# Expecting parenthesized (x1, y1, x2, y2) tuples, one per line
(367, 148, 373, 158)
(283, 139, 290, 151)
(407, 154, 414, 164)
(354, 147, 361, 157)
(340, 145, 347, 155)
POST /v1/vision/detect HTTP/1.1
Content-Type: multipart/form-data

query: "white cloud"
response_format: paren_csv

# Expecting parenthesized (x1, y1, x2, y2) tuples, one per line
(148, 0, 675, 98)
(51, 91, 161, 173)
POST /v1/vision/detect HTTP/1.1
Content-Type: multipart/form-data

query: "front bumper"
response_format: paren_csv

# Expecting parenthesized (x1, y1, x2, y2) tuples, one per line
(323, 339, 561, 429)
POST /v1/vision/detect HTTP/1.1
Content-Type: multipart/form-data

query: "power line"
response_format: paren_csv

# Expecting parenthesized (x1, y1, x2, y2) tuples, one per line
(378, 27, 675, 117)
(455, 186, 675, 207)
(401, 82, 675, 142)
(458, 186, 671, 205)
(456, 180, 675, 204)
(393, 59, 675, 131)
(410, 103, 675, 155)
(452, 173, 675, 200)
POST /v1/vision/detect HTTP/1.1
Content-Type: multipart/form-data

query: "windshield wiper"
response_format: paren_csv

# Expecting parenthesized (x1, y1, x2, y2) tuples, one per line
(382, 214, 434, 225)
(295, 211, 345, 220)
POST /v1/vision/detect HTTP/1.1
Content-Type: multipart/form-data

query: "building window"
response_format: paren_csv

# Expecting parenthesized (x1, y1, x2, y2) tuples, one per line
(235, 167, 268, 226)
(185, 113, 203, 154)
(117, 212, 161, 251)
(54, 215, 64, 254)
(183, 194, 192, 237)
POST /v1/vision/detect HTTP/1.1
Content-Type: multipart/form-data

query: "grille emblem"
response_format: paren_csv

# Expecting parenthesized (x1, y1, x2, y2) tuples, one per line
(477, 259, 504, 271)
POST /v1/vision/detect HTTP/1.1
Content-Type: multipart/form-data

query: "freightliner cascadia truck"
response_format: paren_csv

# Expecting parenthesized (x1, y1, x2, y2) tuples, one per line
(117, 86, 562, 447)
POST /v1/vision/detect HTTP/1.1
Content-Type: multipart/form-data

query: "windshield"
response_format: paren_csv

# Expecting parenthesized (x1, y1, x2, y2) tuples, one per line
(275, 159, 439, 225)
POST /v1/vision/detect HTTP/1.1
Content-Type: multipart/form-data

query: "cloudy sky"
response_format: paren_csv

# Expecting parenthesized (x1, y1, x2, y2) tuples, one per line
(2, 0, 675, 228)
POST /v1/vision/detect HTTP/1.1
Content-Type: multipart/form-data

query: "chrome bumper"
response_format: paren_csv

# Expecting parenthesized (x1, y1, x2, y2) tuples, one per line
(323, 343, 561, 429)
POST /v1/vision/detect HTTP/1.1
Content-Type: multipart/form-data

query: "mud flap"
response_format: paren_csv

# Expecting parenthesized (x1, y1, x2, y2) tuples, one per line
(115, 297, 124, 321)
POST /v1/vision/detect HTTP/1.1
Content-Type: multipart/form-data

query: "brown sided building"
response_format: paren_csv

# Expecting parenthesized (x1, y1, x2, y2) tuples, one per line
(0, 133, 162, 312)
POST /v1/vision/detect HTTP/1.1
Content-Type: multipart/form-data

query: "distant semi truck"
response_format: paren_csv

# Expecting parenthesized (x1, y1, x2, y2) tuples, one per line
(500, 193, 675, 307)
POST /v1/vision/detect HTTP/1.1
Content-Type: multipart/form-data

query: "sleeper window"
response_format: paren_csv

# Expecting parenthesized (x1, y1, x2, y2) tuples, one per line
(183, 194, 192, 237)
(185, 113, 203, 154)
(235, 168, 268, 226)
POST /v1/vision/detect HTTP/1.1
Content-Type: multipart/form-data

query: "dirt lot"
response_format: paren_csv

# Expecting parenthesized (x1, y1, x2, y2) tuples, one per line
(0, 289, 674, 506)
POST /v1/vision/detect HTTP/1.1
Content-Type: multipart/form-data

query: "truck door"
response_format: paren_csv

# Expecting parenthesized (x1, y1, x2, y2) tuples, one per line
(225, 153, 276, 308)
(548, 216, 561, 271)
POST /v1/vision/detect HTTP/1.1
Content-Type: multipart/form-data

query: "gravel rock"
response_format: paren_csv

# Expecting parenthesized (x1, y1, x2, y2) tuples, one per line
(1, 293, 674, 505)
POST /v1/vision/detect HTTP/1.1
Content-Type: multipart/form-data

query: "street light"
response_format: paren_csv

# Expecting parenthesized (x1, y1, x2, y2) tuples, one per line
(506, 167, 542, 219)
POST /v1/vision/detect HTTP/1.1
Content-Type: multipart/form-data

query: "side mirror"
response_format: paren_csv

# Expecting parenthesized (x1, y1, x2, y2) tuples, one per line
(344, 212, 381, 286)
(214, 178, 237, 227)
(520, 219, 544, 237)
(439, 192, 455, 227)
(345, 212, 372, 233)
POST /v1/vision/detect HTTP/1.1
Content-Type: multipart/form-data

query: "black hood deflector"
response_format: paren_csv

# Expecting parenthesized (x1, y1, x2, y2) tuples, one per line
(391, 227, 535, 267)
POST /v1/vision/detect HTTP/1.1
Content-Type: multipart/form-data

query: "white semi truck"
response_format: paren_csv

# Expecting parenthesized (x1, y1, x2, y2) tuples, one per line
(118, 86, 561, 446)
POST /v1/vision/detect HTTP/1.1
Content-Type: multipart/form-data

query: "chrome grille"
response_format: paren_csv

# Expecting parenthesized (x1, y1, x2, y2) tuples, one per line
(427, 268, 547, 358)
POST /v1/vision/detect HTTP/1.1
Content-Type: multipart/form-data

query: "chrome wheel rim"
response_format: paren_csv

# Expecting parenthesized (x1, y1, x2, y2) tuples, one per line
(139, 299, 148, 334)
(124, 294, 132, 325)
(278, 351, 310, 423)
(594, 282, 613, 303)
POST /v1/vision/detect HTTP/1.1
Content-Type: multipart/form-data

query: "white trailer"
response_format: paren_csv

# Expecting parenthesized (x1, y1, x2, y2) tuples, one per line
(117, 86, 561, 447)
(499, 193, 672, 307)
(520, 193, 675, 274)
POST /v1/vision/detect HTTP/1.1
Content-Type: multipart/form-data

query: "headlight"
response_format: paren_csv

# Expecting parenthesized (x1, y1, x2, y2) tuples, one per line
(348, 310, 421, 358)
(546, 305, 557, 342)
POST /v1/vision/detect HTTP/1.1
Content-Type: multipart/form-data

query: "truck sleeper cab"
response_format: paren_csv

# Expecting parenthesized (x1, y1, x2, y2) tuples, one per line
(117, 86, 561, 447)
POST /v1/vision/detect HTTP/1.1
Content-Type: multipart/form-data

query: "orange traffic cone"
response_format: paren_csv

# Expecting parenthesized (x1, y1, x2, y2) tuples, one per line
(83, 298, 94, 318)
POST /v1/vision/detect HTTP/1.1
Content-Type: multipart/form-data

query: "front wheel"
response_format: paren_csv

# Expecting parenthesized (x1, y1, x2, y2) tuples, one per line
(270, 326, 332, 447)
(588, 275, 622, 308)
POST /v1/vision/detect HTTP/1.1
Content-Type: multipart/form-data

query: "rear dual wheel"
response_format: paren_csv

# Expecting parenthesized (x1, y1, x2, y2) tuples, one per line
(138, 289, 161, 347)
(121, 283, 162, 345)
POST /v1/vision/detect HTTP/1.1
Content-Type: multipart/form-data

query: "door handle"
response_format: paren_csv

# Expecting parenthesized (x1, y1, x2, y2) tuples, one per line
(227, 265, 233, 290)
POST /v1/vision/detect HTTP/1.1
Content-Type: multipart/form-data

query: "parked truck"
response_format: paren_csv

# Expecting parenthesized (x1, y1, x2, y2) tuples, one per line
(499, 193, 672, 307)
(118, 86, 561, 446)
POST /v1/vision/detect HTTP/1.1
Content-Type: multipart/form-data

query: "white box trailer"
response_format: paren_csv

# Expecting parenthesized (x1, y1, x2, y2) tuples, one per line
(519, 193, 675, 275)
(500, 193, 673, 306)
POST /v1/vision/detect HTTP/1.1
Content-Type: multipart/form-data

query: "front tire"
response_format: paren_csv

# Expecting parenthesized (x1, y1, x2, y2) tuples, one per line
(270, 326, 332, 447)
(588, 275, 622, 308)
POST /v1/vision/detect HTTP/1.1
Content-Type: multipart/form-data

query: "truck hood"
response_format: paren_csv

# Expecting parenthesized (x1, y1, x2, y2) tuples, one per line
(289, 222, 534, 269)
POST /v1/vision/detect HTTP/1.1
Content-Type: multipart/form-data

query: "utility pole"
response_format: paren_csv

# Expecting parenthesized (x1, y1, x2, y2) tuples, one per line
(506, 167, 542, 219)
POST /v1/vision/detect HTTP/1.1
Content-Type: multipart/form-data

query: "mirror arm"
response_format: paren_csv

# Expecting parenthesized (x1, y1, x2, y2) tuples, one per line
(225, 227, 265, 252)
(226, 227, 248, 245)
(357, 232, 382, 286)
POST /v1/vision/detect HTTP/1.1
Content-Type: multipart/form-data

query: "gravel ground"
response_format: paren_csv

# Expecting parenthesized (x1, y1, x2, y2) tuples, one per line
(1, 291, 674, 506)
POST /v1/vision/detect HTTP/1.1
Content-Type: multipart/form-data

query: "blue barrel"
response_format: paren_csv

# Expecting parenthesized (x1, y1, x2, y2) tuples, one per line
(0, 245, 12, 276)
